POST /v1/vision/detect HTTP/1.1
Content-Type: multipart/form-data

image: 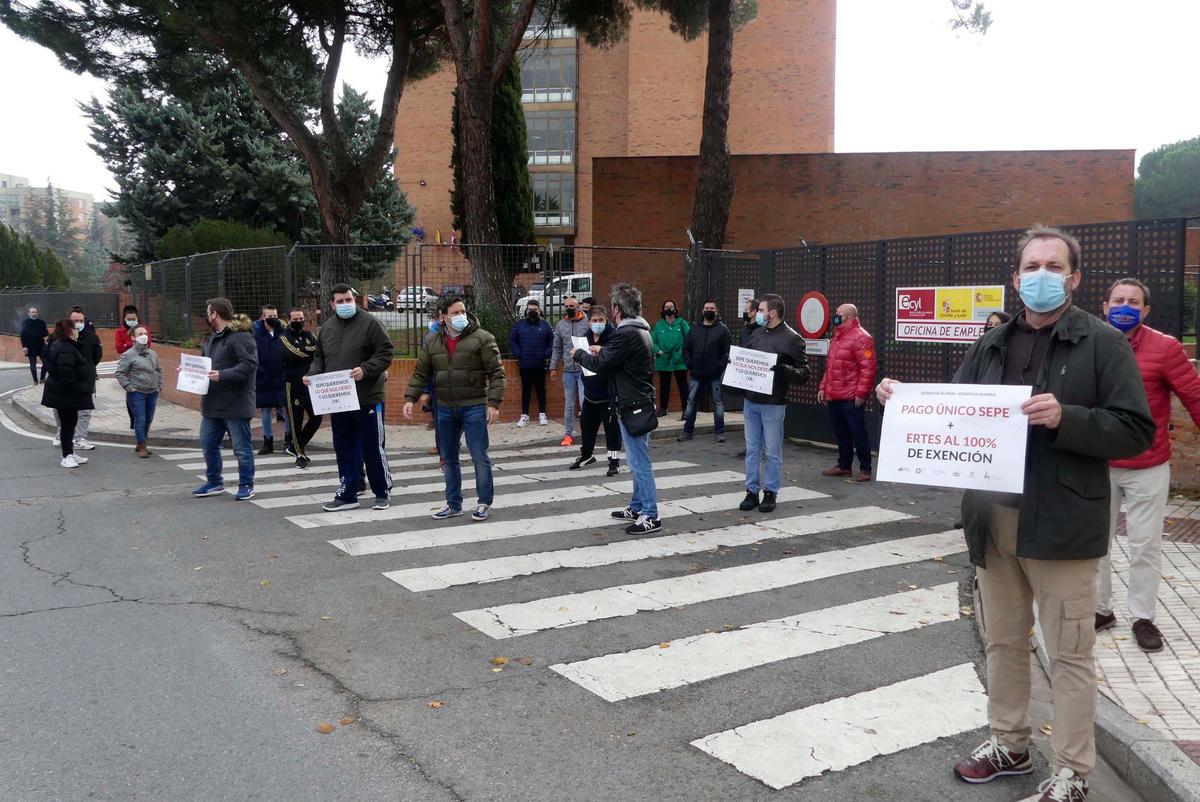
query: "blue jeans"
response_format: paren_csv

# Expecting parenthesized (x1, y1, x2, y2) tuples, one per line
(260, 406, 290, 439)
(200, 417, 255, 488)
(828, 399, 872, 471)
(562, 370, 584, 436)
(329, 404, 391, 502)
(128, 390, 158, 444)
(437, 404, 494, 508)
(683, 377, 725, 434)
(618, 418, 658, 519)
(743, 399, 786, 494)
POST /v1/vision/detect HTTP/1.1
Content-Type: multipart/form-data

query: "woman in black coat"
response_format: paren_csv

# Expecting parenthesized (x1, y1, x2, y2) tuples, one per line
(41, 318, 96, 468)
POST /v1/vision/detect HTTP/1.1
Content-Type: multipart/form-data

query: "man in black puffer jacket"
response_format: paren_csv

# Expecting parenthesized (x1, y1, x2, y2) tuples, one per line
(679, 299, 731, 443)
(194, 297, 258, 500)
(574, 283, 661, 535)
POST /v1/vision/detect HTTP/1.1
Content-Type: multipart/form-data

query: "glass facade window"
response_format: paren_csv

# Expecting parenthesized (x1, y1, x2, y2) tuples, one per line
(520, 49, 576, 103)
(532, 172, 575, 227)
(524, 10, 576, 39)
(525, 110, 575, 165)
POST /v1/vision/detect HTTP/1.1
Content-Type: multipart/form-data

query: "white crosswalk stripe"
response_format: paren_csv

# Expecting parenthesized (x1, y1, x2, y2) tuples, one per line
(167, 443, 568, 469)
(328, 486, 829, 556)
(549, 583, 959, 701)
(253, 461, 701, 509)
(285, 469, 745, 528)
(250, 455, 618, 494)
(690, 663, 987, 789)
(384, 506, 911, 591)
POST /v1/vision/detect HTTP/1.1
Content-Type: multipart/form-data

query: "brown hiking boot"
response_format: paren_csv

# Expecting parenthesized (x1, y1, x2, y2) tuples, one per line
(135, 442, 151, 458)
(953, 736, 1034, 784)
(821, 466, 853, 477)
(1132, 619, 1164, 653)
(856, 471, 872, 482)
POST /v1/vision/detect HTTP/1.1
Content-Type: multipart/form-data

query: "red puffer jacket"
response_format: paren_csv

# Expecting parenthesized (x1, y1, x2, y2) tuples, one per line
(819, 318, 877, 401)
(1110, 325, 1200, 470)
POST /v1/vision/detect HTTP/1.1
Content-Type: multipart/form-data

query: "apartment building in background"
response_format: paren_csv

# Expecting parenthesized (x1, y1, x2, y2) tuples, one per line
(395, 0, 836, 246)
(1, 172, 94, 237)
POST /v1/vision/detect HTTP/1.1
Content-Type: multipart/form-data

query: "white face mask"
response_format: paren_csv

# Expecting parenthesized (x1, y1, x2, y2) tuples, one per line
(74, 321, 85, 332)
(135, 334, 149, 346)
(125, 318, 138, 328)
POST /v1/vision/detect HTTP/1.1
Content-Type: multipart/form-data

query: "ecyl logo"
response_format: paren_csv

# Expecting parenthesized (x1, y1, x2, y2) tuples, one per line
(898, 294, 923, 311)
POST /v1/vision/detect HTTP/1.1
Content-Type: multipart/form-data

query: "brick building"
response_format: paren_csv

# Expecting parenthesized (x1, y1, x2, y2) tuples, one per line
(394, 0, 836, 246)
(0, 172, 94, 238)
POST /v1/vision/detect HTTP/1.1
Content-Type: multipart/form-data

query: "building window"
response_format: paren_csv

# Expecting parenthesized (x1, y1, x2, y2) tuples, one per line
(525, 110, 574, 165)
(532, 172, 574, 227)
(520, 49, 575, 103)
(524, 10, 575, 40)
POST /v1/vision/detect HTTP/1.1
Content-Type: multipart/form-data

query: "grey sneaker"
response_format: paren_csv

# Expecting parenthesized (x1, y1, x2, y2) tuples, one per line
(373, 497, 391, 511)
(322, 496, 359, 512)
(676, 432, 693, 442)
(471, 503, 490, 521)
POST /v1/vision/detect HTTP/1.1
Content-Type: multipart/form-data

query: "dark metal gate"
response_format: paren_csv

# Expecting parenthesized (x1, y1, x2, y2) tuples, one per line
(699, 218, 1189, 448)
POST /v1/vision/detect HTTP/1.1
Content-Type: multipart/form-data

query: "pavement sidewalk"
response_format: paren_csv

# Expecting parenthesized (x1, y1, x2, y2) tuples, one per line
(8, 375, 741, 452)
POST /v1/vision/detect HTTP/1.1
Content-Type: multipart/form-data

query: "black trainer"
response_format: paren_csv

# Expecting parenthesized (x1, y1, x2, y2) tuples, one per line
(606, 459, 619, 476)
(625, 515, 662, 535)
(611, 507, 637, 520)
(570, 456, 597, 470)
(738, 492, 760, 511)
(258, 437, 274, 456)
(759, 491, 777, 513)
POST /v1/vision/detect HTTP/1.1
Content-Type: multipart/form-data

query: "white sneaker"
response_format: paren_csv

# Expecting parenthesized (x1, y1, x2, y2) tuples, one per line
(516, 414, 530, 428)
(74, 439, 96, 450)
(52, 437, 61, 447)
(538, 413, 548, 426)
(61, 455, 79, 468)
(72, 454, 89, 464)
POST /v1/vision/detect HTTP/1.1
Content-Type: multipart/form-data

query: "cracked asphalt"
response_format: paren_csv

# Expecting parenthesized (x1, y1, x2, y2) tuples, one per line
(0, 366, 1105, 801)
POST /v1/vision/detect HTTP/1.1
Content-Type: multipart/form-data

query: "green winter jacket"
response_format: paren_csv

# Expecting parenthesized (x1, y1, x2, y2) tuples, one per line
(405, 316, 506, 409)
(955, 306, 1154, 567)
(651, 317, 690, 371)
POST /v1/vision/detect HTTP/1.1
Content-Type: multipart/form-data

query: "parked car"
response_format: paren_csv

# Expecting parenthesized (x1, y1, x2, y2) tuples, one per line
(439, 284, 475, 303)
(514, 273, 592, 316)
(395, 286, 439, 312)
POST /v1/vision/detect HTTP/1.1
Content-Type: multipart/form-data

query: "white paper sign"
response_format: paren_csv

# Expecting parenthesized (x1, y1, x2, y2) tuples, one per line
(571, 336, 597, 376)
(737, 288, 756, 315)
(176, 354, 211, 395)
(722, 345, 777, 395)
(804, 338, 830, 356)
(876, 383, 1033, 493)
(308, 370, 361, 415)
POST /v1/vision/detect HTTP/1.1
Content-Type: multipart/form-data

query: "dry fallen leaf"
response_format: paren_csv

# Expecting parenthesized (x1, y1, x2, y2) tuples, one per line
(130, 546, 140, 551)
(722, 624, 734, 630)
(905, 583, 918, 590)
(932, 556, 945, 562)
(193, 566, 203, 571)
(491, 667, 504, 673)
(626, 731, 636, 737)
(960, 606, 974, 617)
(659, 642, 670, 649)
(315, 722, 335, 734)
(428, 700, 445, 709)
(782, 549, 794, 555)
(272, 668, 288, 677)
(1137, 717, 1152, 725)
(490, 656, 509, 666)
(516, 657, 534, 666)
(320, 615, 331, 621)
(1039, 724, 1053, 735)
(259, 578, 270, 587)
(339, 717, 354, 726)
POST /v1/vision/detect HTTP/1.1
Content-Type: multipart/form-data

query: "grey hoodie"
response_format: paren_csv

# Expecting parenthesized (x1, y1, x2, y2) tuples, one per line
(550, 313, 592, 372)
(115, 344, 163, 393)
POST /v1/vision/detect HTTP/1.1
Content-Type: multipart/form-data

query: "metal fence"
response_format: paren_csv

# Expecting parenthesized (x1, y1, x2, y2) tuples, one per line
(699, 217, 1191, 446)
(0, 290, 122, 335)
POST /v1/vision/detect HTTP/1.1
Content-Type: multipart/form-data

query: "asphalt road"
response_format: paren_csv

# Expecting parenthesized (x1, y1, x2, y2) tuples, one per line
(0, 365, 1132, 802)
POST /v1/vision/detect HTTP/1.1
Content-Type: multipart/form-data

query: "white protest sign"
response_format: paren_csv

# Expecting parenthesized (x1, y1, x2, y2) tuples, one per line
(737, 288, 756, 315)
(308, 370, 361, 415)
(571, 336, 597, 376)
(722, 345, 777, 395)
(876, 383, 1033, 493)
(176, 354, 211, 395)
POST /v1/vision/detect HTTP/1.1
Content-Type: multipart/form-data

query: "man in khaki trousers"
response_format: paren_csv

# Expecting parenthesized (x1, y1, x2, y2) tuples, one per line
(877, 224, 1154, 802)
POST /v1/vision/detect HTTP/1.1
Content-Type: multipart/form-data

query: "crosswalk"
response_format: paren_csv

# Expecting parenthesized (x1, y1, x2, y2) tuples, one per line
(157, 439, 981, 792)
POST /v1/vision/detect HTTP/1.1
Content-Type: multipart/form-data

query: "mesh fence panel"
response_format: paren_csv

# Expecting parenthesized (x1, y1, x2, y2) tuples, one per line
(0, 291, 121, 335)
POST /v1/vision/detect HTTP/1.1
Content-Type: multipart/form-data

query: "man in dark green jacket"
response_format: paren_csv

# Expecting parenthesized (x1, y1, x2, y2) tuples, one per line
(877, 225, 1153, 802)
(404, 296, 505, 522)
(307, 284, 395, 512)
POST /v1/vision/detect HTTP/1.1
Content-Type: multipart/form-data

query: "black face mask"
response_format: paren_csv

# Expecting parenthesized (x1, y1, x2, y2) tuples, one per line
(266, 317, 281, 329)
(664, 308, 676, 317)
(289, 321, 304, 333)
(527, 311, 540, 321)
(703, 310, 716, 322)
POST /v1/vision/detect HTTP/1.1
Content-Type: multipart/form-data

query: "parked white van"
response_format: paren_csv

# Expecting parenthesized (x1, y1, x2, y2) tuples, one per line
(513, 273, 593, 316)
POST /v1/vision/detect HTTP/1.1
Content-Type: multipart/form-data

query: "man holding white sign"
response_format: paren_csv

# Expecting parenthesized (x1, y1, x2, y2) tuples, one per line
(727, 294, 810, 514)
(307, 283, 395, 513)
(876, 225, 1153, 802)
(193, 298, 258, 501)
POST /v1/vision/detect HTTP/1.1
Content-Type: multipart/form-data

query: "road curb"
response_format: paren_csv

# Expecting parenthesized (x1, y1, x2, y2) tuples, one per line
(973, 581, 1200, 802)
(1030, 625, 1200, 802)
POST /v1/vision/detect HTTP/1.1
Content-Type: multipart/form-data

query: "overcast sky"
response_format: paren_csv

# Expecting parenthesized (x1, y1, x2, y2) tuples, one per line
(2, 0, 1198, 203)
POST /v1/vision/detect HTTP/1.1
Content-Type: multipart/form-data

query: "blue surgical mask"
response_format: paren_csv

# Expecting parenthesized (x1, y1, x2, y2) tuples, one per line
(428, 320, 440, 333)
(754, 312, 766, 326)
(832, 314, 844, 327)
(590, 322, 605, 335)
(1107, 305, 1141, 332)
(335, 302, 357, 319)
(450, 314, 469, 332)
(1018, 268, 1069, 313)
(74, 321, 85, 331)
